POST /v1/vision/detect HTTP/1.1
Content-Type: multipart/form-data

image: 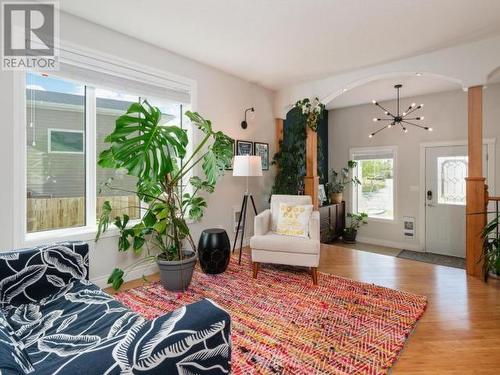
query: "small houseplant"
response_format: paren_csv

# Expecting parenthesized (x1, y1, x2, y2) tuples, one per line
(294, 97, 325, 131)
(482, 214, 500, 280)
(343, 212, 368, 243)
(96, 100, 233, 291)
(326, 160, 360, 204)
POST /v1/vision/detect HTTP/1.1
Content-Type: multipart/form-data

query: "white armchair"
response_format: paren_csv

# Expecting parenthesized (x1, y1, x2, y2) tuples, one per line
(249, 195, 320, 284)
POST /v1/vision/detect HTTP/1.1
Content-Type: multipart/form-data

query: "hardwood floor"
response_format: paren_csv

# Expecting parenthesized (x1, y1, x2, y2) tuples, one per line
(110, 244, 500, 374)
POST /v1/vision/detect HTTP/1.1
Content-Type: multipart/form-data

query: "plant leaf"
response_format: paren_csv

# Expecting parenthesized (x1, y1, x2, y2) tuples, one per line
(108, 268, 125, 290)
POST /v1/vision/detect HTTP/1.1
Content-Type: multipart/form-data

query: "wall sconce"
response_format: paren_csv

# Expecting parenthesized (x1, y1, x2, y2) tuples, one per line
(241, 107, 255, 129)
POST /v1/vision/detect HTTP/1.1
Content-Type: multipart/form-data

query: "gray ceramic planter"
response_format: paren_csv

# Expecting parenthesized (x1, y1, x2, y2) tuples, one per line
(157, 251, 198, 292)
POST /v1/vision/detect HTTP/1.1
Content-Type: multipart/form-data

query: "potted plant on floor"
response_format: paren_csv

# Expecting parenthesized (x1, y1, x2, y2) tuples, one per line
(343, 212, 368, 243)
(482, 214, 500, 280)
(96, 100, 233, 291)
(326, 160, 360, 204)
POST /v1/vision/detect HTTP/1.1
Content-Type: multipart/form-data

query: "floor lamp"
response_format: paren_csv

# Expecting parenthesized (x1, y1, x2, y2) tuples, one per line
(232, 155, 262, 264)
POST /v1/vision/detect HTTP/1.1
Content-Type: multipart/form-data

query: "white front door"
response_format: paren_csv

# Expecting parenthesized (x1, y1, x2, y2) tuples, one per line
(425, 145, 488, 257)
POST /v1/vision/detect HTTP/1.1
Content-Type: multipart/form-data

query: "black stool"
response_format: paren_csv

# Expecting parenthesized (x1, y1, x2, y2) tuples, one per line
(198, 229, 231, 274)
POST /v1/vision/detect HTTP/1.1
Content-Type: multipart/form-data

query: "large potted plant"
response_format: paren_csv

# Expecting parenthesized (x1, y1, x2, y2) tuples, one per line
(343, 212, 368, 243)
(326, 160, 360, 204)
(96, 100, 233, 291)
(482, 214, 500, 280)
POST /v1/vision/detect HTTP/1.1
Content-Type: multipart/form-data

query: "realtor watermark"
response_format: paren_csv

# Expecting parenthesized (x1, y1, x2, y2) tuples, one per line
(2, 1, 59, 70)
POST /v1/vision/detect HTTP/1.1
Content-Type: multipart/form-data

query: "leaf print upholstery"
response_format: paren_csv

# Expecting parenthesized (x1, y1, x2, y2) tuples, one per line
(38, 334, 101, 356)
(10, 304, 42, 325)
(0, 242, 89, 307)
(42, 246, 87, 279)
(0, 242, 231, 374)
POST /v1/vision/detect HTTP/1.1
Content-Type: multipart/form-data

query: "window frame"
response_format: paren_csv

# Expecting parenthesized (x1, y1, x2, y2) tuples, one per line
(349, 145, 398, 223)
(47, 128, 85, 155)
(13, 45, 197, 247)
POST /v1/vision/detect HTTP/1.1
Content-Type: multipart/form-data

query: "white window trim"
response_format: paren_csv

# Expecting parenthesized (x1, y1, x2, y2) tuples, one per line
(349, 145, 398, 224)
(13, 42, 197, 248)
(47, 128, 85, 154)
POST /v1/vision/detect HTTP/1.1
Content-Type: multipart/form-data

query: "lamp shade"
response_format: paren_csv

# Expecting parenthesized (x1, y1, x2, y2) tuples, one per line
(232, 155, 262, 177)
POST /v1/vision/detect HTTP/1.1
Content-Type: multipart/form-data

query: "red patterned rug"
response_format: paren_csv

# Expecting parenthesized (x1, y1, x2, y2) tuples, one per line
(114, 253, 427, 374)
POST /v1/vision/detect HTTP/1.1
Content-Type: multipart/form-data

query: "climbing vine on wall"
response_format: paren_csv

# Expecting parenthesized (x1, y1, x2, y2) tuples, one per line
(272, 107, 306, 195)
(272, 101, 326, 195)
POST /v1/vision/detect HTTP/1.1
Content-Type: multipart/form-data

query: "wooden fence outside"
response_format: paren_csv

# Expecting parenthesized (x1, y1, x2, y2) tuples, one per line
(27, 195, 140, 232)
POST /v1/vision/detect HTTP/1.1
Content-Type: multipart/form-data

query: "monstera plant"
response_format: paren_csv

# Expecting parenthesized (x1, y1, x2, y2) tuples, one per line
(96, 100, 233, 291)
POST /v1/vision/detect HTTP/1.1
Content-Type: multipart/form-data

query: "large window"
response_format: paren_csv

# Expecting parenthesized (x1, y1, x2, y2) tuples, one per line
(351, 147, 396, 221)
(26, 73, 86, 232)
(25, 69, 191, 235)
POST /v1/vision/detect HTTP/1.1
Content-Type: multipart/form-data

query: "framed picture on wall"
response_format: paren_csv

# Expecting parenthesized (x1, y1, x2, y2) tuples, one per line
(225, 140, 235, 170)
(236, 140, 253, 155)
(254, 142, 269, 171)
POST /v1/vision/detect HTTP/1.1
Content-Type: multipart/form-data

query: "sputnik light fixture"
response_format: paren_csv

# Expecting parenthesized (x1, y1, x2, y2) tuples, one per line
(369, 84, 433, 138)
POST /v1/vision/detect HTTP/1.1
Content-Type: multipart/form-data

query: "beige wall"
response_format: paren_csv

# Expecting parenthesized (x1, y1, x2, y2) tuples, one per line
(0, 11, 276, 286)
(329, 83, 500, 250)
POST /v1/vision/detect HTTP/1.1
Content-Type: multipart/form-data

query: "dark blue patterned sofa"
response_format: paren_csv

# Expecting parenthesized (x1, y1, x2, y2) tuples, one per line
(0, 242, 231, 374)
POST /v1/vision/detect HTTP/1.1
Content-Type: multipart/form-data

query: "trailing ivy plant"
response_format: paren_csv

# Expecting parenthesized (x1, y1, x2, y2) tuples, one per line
(95, 100, 233, 289)
(295, 97, 326, 131)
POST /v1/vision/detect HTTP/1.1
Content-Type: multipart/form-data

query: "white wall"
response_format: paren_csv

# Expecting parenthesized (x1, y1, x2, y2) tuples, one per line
(329, 84, 500, 250)
(276, 35, 500, 117)
(0, 12, 276, 286)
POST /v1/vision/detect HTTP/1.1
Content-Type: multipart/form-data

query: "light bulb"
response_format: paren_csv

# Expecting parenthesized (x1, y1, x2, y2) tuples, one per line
(420, 116, 424, 120)
(428, 127, 433, 132)
(373, 118, 378, 122)
(411, 103, 416, 107)
(369, 134, 373, 138)
(402, 112, 407, 116)
(416, 72, 423, 76)
(372, 100, 377, 104)
(420, 104, 424, 107)
(388, 124, 392, 128)
(342, 88, 348, 93)
(404, 128, 408, 133)
(384, 111, 388, 115)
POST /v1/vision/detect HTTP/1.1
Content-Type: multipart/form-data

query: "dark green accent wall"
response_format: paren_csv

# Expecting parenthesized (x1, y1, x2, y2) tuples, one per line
(317, 110, 329, 184)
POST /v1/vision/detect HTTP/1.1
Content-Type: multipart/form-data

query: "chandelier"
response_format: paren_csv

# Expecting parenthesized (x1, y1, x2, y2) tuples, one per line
(369, 84, 432, 138)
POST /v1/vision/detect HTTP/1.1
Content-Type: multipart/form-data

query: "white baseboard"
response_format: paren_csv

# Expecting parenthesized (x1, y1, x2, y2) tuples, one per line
(91, 238, 251, 289)
(91, 263, 158, 289)
(228, 236, 250, 248)
(355, 236, 423, 252)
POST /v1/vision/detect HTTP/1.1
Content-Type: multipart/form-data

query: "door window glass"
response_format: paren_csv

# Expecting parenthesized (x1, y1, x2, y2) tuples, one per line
(437, 156, 468, 205)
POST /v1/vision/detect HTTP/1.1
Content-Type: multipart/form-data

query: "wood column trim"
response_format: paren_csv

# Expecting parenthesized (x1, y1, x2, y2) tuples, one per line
(466, 86, 485, 278)
(304, 125, 319, 210)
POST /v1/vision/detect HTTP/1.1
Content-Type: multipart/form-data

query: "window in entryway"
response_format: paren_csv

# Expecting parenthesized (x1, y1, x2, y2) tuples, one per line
(351, 146, 397, 221)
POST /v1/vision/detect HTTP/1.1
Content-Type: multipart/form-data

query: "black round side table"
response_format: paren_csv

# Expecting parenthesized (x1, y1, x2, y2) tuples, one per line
(198, 228, 231, 274)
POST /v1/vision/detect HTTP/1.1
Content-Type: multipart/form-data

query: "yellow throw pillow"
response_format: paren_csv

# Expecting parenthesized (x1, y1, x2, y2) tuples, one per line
(275, 203, 313, 238)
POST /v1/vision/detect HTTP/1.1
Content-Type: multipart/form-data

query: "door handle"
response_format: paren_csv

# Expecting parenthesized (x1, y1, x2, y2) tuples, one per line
(427, 203, 436, 207)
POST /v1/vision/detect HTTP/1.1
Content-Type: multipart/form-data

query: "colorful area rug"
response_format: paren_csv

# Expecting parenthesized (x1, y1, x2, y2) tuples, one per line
(114, 253, 427, 374)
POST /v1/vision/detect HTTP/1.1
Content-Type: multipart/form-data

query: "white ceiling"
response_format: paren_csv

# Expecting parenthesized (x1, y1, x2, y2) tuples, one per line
(328, 74, 461, 109)
(60, 0, 500, 90)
